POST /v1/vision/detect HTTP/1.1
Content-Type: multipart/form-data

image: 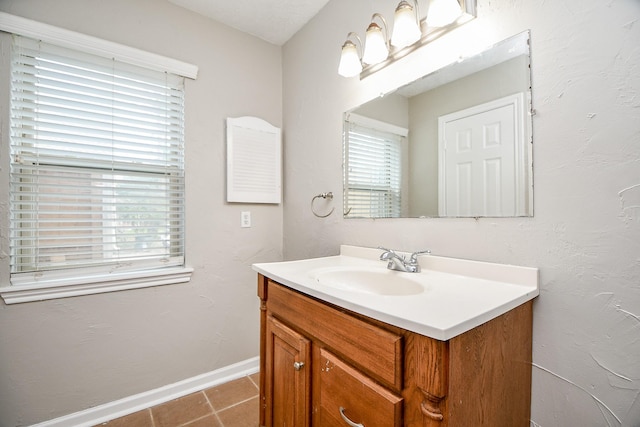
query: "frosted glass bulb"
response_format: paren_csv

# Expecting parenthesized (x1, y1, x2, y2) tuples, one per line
(391, 2, 421, 48)
(362, 23, 389, 65)
(338, 41, 363, 77)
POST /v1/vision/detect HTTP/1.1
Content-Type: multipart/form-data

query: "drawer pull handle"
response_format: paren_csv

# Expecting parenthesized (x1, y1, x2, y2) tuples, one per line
(293, 361, 305, 371)
(420, 401, 444, 421)
(339, 406, 364, 427)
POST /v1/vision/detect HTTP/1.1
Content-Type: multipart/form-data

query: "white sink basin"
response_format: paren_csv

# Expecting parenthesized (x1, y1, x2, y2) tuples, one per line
(310, 267, 425, 296)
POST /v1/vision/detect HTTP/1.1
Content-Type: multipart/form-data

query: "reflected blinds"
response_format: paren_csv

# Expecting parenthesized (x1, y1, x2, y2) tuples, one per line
(344, 122, 402, 218)
(9, 35, 186, 278)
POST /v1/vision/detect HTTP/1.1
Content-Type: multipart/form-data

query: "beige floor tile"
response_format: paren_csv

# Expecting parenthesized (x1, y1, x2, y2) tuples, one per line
(216, 396, 259, 427)
(204, 377, 258, 411)
(151, 391, 213, 427)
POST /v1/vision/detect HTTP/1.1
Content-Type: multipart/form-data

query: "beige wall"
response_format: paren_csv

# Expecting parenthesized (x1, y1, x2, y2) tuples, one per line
(0, 0, 282, 425)
(353, 92, 410, 128)
(283, 0, 640, 426)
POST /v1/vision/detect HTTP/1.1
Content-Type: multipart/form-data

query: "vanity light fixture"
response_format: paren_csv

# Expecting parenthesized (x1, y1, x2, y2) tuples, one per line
(338, 32, 363, 77)
(338, 0, 477, 79)
(362, 13, 389, 65)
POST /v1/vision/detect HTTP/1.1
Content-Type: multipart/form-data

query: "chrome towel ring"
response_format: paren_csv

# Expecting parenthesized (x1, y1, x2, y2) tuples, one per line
(311, 192, 335, 218)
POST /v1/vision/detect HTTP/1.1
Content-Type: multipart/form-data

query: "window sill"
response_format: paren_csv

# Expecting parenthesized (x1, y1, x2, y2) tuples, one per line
(0, 266, 194, 304)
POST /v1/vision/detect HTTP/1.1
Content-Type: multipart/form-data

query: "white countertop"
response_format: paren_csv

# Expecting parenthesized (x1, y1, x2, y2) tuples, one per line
(252, 245, 539, 341)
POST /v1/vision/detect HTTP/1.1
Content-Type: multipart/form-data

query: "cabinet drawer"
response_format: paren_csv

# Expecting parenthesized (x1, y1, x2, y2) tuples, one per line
(317, 348, 402, 427)
(267, 281, 403, 389)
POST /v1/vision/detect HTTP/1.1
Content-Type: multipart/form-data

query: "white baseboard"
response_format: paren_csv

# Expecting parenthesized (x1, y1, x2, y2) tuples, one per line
(31, 356, 260, 427)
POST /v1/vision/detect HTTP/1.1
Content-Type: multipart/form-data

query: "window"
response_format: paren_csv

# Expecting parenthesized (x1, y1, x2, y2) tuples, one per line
(344, 117, 404, 218)
(2, 32, 193, 303)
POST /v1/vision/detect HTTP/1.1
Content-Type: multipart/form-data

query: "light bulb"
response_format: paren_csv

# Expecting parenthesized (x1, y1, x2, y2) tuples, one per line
(391, 1, 421, 48)
(338, 41, 363, 77)
(362, 22, 389, 65)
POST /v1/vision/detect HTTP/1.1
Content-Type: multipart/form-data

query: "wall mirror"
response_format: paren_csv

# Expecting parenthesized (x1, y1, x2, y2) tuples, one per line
(343, 30, 533, 219)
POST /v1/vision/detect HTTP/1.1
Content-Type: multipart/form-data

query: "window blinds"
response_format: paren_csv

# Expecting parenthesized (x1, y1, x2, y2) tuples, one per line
(344, 122, 403, 218)
(9, 35, 186, 278)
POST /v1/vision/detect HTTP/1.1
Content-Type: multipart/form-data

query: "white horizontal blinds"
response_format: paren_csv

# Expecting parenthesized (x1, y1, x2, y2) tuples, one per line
(10, 35, 185, 277)
(344, 122, 402, 218)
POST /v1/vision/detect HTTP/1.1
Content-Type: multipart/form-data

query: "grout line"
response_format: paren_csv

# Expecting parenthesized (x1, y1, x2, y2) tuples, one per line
(204, 376, 260, 413)
(213, 411, 225, 427)
(201, 390, 215, 413)
(201, 389, 217, 415)
(246, 374, 260, 390)
(172, 391, 217, 427)
(202, 389, 224, 427)
(216, 395, 259, 414)
(147, 409, 156, 427)
(178, 412, 216, 427)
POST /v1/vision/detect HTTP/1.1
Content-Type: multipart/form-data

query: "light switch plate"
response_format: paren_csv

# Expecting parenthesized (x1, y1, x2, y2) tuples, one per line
(241, 211, 251, 228)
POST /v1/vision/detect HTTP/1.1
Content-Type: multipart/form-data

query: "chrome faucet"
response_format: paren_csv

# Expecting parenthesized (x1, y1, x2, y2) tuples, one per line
(378, 247, 431, 273)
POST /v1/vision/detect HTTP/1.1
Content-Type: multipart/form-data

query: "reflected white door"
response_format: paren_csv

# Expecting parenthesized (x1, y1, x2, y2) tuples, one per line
(438, 93, 525, 217)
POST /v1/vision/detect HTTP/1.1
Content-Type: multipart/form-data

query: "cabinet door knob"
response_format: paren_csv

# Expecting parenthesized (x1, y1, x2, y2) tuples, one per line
(339, 406, 364, 427)
(293, 361, 305, 371)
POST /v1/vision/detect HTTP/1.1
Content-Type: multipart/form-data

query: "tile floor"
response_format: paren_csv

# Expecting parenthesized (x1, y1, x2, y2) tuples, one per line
(97, 373, 259, 427)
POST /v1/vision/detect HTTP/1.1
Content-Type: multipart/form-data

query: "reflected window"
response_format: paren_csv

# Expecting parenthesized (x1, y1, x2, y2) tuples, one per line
(344, 119, 403, 218)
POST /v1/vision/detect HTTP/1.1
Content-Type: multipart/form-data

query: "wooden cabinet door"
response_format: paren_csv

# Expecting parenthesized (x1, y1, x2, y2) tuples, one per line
(265, 315, 311, 427)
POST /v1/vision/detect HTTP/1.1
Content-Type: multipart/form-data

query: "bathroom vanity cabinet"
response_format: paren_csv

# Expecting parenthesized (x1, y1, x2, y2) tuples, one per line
(258, 275, 533, 427)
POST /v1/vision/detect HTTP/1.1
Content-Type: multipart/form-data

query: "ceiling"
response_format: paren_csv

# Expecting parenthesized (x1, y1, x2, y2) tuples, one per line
(168, 0, 331, 46)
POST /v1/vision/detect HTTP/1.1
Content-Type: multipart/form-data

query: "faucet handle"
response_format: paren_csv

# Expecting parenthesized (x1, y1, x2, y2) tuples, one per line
(409, 250, 431, 264)
(377, 246, 398, 256)
(377, 246, 404, 261)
